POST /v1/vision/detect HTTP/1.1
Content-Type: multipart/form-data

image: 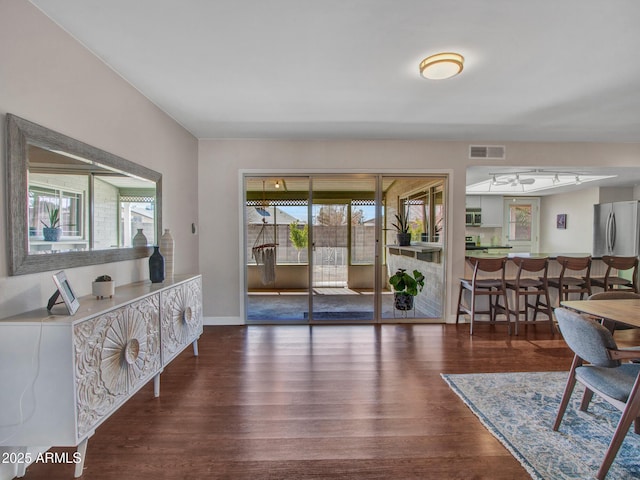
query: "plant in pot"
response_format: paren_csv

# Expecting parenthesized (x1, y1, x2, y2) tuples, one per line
(392, 206, 412, 246)
(41, 204, 62, 241)
(92, 274, 115, 299)
(389, 268, 425, 311)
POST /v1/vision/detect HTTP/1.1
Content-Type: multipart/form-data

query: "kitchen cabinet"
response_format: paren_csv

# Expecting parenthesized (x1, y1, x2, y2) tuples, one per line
(479, 196, 504, 227)
(465, 195, 482, 208)
(465, 195, 504, 227)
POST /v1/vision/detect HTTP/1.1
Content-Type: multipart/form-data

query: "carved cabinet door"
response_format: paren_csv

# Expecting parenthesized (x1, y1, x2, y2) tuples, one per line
(73, 294, 160, 439)
(160, 278, 203, 365)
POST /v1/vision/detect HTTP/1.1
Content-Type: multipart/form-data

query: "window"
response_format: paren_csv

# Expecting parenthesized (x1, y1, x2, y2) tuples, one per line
(28, 185, 83, 238)
(120, 192, 157, 247)
(507, 204, 532, 241)
(351, 200, 376, 265)
(401, 184, 444, 243)
(246, 200, 310, 265)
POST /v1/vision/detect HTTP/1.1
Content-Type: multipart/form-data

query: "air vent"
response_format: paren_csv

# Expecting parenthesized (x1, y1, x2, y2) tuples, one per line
(469, 145, 506, 160)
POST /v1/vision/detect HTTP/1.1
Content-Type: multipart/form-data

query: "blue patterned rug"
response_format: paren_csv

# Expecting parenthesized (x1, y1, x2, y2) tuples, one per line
(441, 371, 640, 479)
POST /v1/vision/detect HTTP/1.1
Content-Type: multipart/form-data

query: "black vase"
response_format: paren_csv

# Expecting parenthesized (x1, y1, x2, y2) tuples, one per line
(149, 246, 165, 283)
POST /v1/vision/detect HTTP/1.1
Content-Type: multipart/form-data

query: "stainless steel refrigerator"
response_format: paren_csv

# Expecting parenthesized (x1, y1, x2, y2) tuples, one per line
(593, 201, 640, 256)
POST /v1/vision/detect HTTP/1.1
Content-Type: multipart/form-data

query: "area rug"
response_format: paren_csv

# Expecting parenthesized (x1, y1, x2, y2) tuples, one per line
(441, 371, 640, 480)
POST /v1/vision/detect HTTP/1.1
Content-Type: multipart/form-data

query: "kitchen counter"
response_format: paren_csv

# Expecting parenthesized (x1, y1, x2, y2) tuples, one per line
(465, 245, 512, 251)
(465, 251, 601, 260)
(387, 243, 441, 263)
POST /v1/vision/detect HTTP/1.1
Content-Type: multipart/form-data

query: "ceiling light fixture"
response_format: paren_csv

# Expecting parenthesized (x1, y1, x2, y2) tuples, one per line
(419, 52, 464, 80)
(466, 169, 617, 195)
(275, 180, 280, 189)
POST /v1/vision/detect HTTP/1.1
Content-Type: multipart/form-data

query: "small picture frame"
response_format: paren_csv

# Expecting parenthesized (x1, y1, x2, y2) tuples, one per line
(48, 270, 80, 315)
(556, 213, 567, 229)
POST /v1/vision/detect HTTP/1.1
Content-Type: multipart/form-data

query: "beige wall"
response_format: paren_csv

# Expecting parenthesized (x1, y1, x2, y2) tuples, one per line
(539, 187, 600, 253)
(0, 0, 199, 320)
(198, 139, 640, 323)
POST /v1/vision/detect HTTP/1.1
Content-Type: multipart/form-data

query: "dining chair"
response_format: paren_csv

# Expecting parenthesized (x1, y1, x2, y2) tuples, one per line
(590, 255, 639, 293)
(505, 256, 554, 335)
(546, 255, 592, 306)
(456, 256, 510, 335)
(553, 307, 640, 480)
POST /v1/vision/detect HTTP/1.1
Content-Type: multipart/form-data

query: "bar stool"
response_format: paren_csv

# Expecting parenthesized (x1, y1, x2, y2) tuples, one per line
(546, 255, 592, 306)
(590, 255, 639, 293)
(505, 256, 554, 335)
(456, 257, 510, 335)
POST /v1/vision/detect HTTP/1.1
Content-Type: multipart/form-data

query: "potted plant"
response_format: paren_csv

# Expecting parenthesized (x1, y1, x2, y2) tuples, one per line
(392, 206, 412, 246)
(389, 268, 425, 311)
(92, 274, 115, 299)
(41, 204, 62, 241)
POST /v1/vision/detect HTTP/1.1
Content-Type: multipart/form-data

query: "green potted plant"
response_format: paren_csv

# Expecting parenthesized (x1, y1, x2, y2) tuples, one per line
(41, 204, 62, 241)
(392, 206, 411, 246)
(389, 268, 425, 311)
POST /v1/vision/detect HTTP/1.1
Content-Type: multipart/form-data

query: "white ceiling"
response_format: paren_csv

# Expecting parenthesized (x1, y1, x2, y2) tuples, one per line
(29, 0, 640, 142)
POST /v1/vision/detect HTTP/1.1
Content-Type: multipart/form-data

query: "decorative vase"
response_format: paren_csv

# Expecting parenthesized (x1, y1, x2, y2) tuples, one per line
(149, 246, 165, 283)
(397, 232, 411, 246)
(160, 229, 175, 278)
(133, 228, 147, 247)
(394, 292, 414, 311)
(43, 227, 62, 242)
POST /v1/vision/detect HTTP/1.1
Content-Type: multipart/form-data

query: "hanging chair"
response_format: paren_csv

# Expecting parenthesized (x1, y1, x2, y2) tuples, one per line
(252, 217, 278, 285)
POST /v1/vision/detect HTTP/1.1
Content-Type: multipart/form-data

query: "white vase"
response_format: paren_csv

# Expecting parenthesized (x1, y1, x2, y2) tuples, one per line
(132, 228, 147, 247)
(160, 229, 175, 278)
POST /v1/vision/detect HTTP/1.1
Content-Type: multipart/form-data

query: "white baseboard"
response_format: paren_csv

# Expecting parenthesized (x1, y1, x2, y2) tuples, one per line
(203, 316, 245, 326)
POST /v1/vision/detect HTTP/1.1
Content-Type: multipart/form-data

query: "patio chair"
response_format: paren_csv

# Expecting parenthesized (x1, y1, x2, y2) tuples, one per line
(553, 307, 640, 480)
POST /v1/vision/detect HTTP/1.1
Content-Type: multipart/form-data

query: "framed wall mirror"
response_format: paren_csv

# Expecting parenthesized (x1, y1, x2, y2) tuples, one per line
(6, 114, 162, 275)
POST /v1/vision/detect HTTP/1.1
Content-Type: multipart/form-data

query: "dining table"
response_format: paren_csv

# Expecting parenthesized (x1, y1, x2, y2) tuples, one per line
(560, 299, 640, 329)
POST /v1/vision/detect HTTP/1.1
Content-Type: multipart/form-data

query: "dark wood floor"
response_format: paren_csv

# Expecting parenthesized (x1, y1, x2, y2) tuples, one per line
(23, 322, 640, 479)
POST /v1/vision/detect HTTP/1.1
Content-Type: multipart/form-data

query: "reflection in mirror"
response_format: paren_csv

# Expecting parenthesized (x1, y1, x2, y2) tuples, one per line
(7, 114, 162, 275)
(27, 145, 157, 254)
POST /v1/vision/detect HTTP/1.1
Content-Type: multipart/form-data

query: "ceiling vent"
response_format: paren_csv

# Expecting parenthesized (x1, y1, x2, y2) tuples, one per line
(469, 145, 506, 160)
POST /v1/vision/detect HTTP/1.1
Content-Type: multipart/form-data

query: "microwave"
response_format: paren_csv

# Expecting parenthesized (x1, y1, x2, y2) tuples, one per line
(465, 208, 482, 226)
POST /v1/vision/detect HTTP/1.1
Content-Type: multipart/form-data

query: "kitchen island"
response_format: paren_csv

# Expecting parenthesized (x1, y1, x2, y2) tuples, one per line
(465, 251, 600, 260)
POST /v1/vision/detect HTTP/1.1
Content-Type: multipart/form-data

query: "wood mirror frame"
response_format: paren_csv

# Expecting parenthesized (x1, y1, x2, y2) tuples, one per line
(6, 114, 162, 275)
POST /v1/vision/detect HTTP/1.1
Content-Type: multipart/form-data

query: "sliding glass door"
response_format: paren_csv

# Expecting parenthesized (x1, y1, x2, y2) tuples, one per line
(244, 173, 446, 324)
(245, 176, 310, 322)
(309, 175, 377, 322)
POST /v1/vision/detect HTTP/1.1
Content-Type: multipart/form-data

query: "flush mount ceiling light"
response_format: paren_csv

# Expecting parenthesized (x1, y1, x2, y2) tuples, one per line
(419, 52, 464, 80)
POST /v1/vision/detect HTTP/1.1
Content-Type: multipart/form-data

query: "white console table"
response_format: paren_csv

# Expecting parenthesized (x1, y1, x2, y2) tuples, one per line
(0, 274, 202, 477)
